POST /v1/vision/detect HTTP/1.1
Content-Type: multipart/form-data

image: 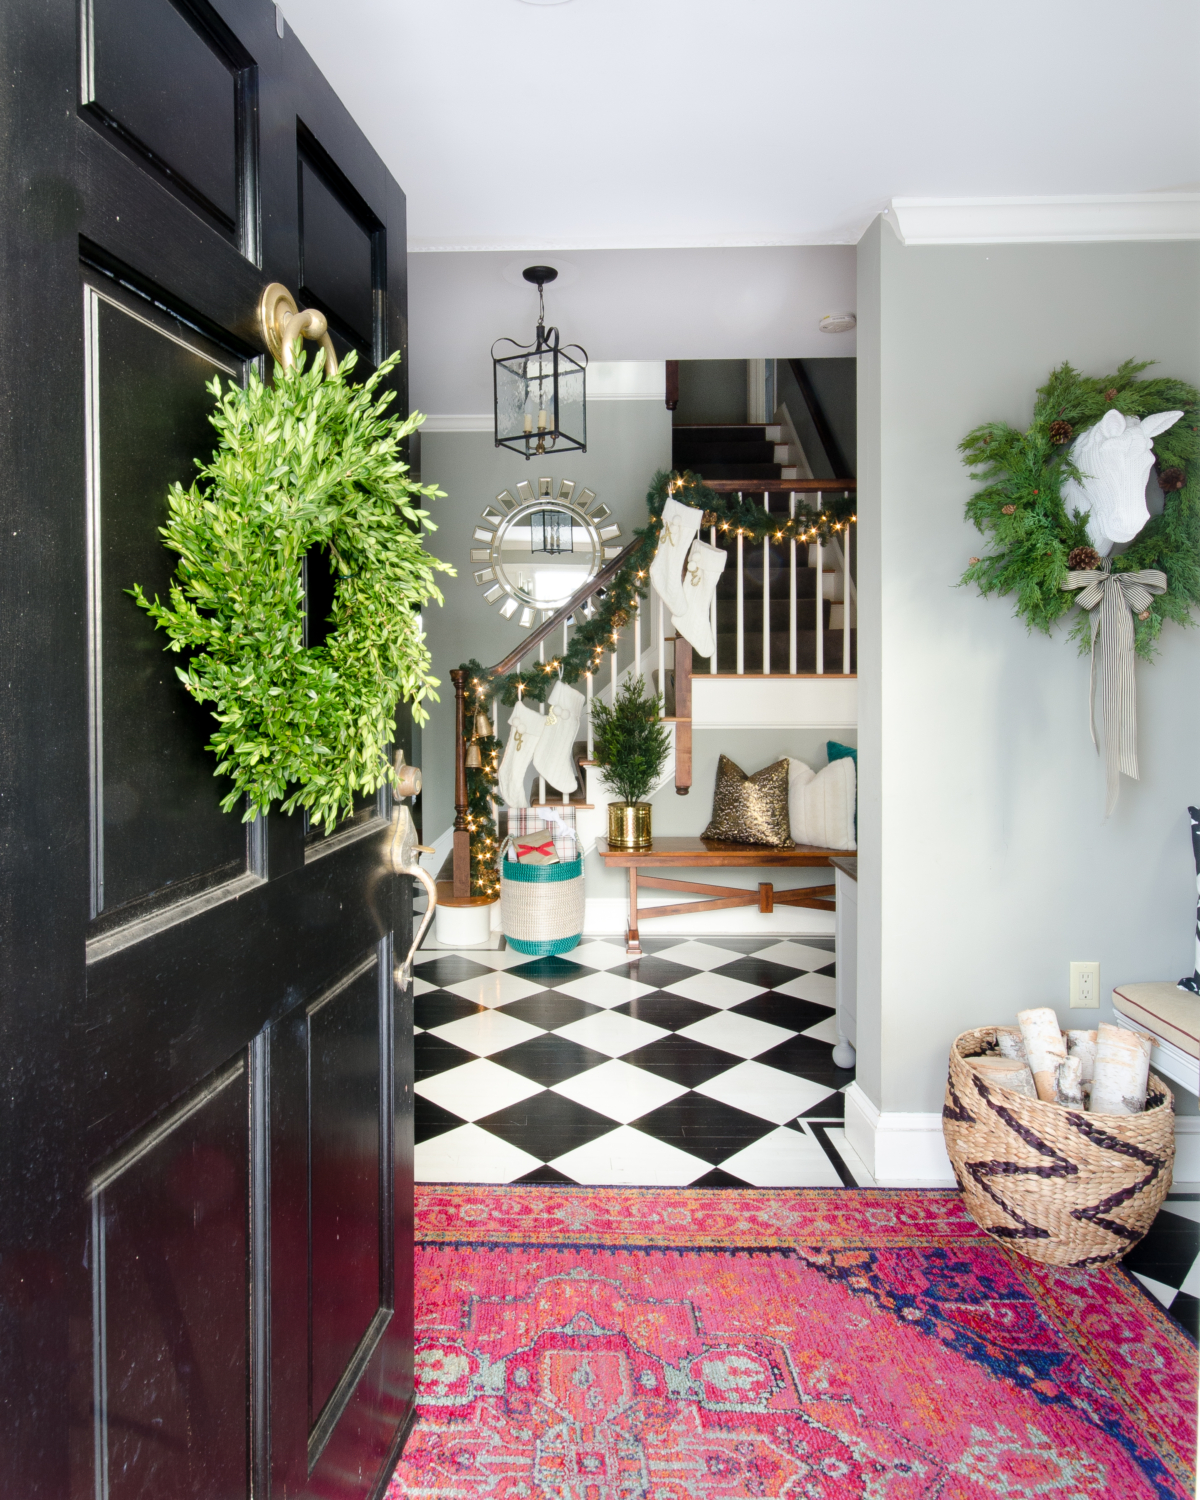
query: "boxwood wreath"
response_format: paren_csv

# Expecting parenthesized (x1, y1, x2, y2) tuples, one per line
(133, 348, 454, 832)
(960, 360, 1199, 657)
(455, 468, 856, 892)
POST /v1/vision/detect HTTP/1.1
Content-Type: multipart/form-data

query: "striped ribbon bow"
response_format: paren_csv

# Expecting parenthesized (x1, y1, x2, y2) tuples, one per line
(1062, 560, 1167, 815)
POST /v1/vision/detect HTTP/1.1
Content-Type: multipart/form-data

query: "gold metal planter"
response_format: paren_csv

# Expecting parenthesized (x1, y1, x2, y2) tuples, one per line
(607, 802, 652, 851)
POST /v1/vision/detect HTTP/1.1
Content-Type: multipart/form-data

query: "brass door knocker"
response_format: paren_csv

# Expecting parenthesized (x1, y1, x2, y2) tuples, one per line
(258, 282, 339, 376)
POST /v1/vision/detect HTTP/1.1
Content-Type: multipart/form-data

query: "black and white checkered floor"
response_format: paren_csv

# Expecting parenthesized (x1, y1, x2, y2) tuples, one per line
(412, 933, 1199, 1339)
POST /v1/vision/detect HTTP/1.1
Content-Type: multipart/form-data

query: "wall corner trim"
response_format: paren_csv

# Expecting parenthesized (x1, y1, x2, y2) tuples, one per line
(419, 414, 494, 433)
(887, 194, 1200, 246)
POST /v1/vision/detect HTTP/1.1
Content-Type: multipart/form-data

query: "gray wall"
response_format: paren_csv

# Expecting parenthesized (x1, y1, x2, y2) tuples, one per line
(856, 218, 1200, 1115)
(418, 400, 672, 836)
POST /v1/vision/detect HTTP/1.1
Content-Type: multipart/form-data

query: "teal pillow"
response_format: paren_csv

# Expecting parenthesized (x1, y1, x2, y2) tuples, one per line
(827, 741, 857, 836)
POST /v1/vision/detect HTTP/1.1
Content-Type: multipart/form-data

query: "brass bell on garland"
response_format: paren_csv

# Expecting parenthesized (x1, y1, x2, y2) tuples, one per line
(465, 740, 483, 770)
(473, 709, 493, 739)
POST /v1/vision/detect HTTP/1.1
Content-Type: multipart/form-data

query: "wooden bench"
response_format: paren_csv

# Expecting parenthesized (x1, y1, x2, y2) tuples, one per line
(596, 836, 842, 955)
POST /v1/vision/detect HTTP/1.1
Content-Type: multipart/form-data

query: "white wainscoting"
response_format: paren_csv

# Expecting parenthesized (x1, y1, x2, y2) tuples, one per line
(582, 896, 834, 939)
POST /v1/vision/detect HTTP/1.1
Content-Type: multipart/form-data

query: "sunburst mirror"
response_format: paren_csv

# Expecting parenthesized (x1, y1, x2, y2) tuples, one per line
(471, 477, 622, 628)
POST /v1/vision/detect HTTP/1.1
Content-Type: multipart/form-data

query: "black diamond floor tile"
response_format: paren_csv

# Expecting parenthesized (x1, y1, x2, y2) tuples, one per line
(815, 961, 837, 978)
(1125, 1209, 1200, 1289)
(710, 956, 804, 990)
(630, 1092, 776, 1165)
(608, 956, 704, 989)
(497, 991, 601, 1030)
(415, 1096, 465, 1144)
(800, 1090, 846, 1120)
(490, 1033, 610, 1087)
(1168, 1290, 1199, 1341)
(414, 1033, 477, 1081)
(506, 955, 598, 988)
(690, 1167, 753, 1187)
(728, 993, 833, 1030)
(413, 955, 496, 986)
(754, 1033, 855, 1089)
(613, 992, 717, 1031)
(514, 1164, 578, 1184)
(415, 991, 487, 1030)
(619, 1033, 742, 1089)
(476, 1091, 617, 1158)
(807, 1122, 857, 1186)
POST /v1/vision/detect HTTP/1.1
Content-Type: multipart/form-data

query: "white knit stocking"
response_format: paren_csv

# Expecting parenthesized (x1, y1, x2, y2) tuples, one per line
(671, 538, 727, 658)
(496, 700, 545, 807)
(649, 498, 703, 615)
(532, 679, 585, 794)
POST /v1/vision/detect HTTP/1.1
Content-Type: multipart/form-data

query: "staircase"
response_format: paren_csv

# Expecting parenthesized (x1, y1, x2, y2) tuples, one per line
(671, 423, 802, 482)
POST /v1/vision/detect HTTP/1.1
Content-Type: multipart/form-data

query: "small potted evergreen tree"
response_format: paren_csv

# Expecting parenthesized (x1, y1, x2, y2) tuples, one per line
(590, 675, 672, 850)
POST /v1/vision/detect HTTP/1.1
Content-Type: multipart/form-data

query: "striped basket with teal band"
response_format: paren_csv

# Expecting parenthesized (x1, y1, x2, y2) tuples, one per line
(500, 856, 585, 956)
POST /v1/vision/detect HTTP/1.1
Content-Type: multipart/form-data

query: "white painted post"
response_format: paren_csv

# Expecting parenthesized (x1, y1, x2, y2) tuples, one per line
(657, 591, 666, 714)
(586, 670, 594, 758)
(788, 491, 797, 675)
(538, 639, 547, 803)
(736, 494, 745, 676)
(762, 493, 770, 676)
(842, 506, 852, 675)
(815, 519, 824, 677)
(633, 594, 641, 684)
(709, 526, 718, 673)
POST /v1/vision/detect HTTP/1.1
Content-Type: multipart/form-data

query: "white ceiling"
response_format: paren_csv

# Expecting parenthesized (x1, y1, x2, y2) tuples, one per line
(280, 0, 1199, 253)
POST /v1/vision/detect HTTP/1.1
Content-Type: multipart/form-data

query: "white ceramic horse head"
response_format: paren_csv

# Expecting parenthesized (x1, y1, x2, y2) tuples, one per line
(1060, 407, 1183, 555)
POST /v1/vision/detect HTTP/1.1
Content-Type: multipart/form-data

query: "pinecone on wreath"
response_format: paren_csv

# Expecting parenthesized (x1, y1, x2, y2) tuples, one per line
(1048, 419, 1073, 444)
(1067, 546, 1100, 571)
(1158, 465, 1186, 492)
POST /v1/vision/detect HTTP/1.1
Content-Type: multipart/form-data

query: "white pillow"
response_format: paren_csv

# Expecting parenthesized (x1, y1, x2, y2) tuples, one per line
(787, 757, 856, 851)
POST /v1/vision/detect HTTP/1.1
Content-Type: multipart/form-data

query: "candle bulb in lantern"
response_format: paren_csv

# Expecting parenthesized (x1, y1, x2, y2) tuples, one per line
(523, 413, 533, 435)
(537, 409, 547, 431)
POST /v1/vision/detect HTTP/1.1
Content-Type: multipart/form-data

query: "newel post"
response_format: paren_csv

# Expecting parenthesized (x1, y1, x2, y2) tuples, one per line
(450, 668, 471, 899)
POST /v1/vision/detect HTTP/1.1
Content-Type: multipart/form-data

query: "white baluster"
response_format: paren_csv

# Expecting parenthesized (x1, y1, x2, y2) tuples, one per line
(736, 494, 745, 676)
(788, 491, 797, 675)
(538, 639, 546, 803)
(586, 670, 594, 758)
(657, 591, 666, 713)
(611, 640, 617, 702)
(815, 500, 824, 676)
(709, 526, 718, 673)
(633, 594, 641, 683)
(842, 503, 852, 675)
(762, 493, 770, 675)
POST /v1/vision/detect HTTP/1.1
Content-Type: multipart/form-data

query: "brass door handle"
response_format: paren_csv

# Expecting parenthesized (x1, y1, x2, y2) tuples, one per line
(258, 282, 339, 376)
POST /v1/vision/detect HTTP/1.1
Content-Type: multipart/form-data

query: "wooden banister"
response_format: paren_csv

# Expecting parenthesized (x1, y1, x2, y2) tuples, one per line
(701, 478, 857, 493)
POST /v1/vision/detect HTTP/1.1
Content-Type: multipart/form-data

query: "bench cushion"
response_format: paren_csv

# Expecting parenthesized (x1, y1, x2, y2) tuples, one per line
(1112, 981, 1200, 1060)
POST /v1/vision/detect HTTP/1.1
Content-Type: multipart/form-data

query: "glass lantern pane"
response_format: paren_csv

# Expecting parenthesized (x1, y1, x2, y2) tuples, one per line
(494, 354, 531, 445)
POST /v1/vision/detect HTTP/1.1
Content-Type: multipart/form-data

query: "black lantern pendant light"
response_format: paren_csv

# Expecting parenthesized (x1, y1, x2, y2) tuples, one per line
(492, 266, 587, 460)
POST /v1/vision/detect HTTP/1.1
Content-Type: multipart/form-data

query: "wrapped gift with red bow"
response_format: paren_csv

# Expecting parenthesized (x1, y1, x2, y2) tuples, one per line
(514, 837, 559, 866)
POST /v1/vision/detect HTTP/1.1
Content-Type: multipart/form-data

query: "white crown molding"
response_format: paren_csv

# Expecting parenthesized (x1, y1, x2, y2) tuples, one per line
(886, 194, 1200, 246)
(419, 414, 493, 433)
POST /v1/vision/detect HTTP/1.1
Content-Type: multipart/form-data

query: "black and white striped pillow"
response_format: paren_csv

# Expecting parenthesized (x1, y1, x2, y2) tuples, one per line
(1180, 806, 1200, 995)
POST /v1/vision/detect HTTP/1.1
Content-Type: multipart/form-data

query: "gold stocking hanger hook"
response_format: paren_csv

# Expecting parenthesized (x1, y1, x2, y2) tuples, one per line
(257, 282, 339, 376)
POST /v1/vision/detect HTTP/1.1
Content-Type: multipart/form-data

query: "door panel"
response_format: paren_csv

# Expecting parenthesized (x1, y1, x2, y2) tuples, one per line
(0, 0, 416, 1495)
(88, 285, 247, 923)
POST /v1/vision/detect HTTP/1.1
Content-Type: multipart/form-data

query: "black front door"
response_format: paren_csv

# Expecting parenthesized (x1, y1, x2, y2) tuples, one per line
(0, 2, 415, 1495)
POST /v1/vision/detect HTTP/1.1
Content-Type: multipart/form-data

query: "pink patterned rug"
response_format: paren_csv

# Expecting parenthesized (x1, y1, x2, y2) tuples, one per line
(387, 1186, 1196, 1500)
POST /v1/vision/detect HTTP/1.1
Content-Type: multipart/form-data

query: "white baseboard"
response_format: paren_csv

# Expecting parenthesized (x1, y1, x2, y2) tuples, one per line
(583, 896, 835, 939)
(845, 1082, 1200, 1186)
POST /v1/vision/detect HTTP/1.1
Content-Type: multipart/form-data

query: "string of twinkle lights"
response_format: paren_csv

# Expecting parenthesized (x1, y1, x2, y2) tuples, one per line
(455, 471, 856, 896)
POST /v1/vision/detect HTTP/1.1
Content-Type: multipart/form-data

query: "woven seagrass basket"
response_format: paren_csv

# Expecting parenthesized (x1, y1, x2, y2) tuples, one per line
(500, 856, 585, 957)
(943, 1026, 1175, 1267)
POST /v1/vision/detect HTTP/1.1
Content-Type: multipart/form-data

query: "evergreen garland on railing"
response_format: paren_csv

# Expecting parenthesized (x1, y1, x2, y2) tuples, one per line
(454, 469, 857, 893)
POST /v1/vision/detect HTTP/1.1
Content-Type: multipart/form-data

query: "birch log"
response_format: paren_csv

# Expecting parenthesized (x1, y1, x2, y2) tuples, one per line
(1065, 1030, 1098, 1089)
(996, 1028, 1027, 1061)
(1017, 1007, 1069, 1103)
(1055, 1055, 1085, 1109)
(971, 1055, 1037, 1098)
(1091, 1024, 1152, 1115)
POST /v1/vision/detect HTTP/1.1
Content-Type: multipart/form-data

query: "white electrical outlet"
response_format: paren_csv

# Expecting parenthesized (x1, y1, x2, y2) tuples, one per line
(1070, 960, 1100, 1008)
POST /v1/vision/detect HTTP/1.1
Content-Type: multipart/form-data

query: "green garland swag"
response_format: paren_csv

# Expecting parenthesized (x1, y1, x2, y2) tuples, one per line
(454, 470, 855, 892)
(133, 348, 454, 832)
(960, 360, 1199, 658)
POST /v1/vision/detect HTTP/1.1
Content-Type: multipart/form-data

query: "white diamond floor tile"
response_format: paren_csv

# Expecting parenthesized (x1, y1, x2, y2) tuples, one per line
(800, 1014, 841, 1046)
(1163, 1197, 1200, 1224)
(823, 1128, 876, 1186)
(555, 971, 659, 1009)
(676, 1010, 796, 1060)
(1133, 1271, 1179, 1308)
(415, 1123, 542, 1183)
(663, 973, 767, 1010)
(694, 1060, 835, 1123)
(720, 1127, 845, 1187)
(752, 941, 837, 972)
(550, 1125, 710, 1186)
(443, 971, 547, 1009)
(553, 1010, 670, 1058)
(552, 1058, 687, 1123)
(774, 971, 837, 1007)
(414, 1057, 544, 1120)
(466, 947, 548, 970)
(570, 940, 639, 971)
(650, 940, 751, 971)
(428, 1009, 545, 1058)
(413, 977, 436, 996)
(1179, 1255, 1200, 1299)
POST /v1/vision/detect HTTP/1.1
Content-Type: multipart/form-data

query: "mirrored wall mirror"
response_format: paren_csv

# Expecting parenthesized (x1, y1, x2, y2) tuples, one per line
(471, 477, 622, 628)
